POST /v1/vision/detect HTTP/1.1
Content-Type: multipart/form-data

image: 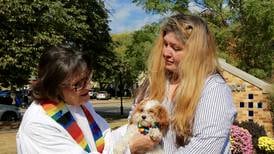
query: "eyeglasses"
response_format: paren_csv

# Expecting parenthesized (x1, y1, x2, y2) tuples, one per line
(61, 75, 91, 92)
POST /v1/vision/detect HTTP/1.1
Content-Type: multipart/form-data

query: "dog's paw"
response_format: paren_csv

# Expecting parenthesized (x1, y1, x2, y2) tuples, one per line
(148, 128, 162, 141)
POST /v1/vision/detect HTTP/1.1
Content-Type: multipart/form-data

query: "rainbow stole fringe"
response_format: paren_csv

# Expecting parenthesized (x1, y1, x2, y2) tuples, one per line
(42, 101, 105, 153)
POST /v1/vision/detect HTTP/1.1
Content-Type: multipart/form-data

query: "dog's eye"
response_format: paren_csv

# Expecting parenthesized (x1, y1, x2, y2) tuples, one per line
(140, 109, 144, 112)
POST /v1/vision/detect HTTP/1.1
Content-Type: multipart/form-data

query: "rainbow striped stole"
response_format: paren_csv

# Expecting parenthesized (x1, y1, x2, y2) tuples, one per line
(41, 100, 104, 153)
(81, 105, 105, 153)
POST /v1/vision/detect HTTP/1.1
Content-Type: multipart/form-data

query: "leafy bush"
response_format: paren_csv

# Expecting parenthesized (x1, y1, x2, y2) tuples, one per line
(230, 125, 253, 154)
(258, 136, 274, 153)
(248, 68, 268, 79)
(237, 121, 267, 152)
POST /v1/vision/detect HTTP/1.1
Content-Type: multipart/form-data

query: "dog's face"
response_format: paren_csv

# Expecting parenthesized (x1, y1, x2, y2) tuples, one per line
(130, 100, 169, 135)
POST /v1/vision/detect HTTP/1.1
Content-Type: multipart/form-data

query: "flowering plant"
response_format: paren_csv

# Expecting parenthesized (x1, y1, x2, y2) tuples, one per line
(258, 136, 274, 153)
(230, 125, 253, 154)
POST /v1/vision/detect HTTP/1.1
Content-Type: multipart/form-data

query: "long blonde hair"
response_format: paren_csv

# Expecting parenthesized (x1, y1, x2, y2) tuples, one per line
(147, 13, 220, 146)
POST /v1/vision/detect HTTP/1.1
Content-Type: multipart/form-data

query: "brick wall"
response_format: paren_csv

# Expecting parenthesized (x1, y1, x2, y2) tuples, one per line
(223, 71, 273, 136)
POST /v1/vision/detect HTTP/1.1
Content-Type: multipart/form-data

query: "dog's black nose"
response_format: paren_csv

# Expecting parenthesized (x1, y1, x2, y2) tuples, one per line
(142, 115, 146, 119)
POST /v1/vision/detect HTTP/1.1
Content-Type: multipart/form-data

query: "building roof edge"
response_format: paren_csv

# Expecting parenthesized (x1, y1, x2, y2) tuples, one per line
(218, 58, 272, 93)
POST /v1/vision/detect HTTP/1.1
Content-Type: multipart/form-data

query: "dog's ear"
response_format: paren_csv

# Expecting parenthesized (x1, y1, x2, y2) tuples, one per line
(129, 108, 138, 124)
(129, 103, 143, 124)
(156, 106, 169, 135)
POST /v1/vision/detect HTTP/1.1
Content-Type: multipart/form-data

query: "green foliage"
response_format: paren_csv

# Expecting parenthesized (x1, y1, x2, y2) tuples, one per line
(0, 0, 114, 88)
(236, 120, 267, 152)
(132, 0, 189, 14)
(125, 23, 160, 83)
(234, 0, 274, 79)
(205, 0, 274, 79)
(112, 33, 133, 55)
(111, 23, 159, 90)
(111, 33, 134, 90)
(248, 68, 268, 79)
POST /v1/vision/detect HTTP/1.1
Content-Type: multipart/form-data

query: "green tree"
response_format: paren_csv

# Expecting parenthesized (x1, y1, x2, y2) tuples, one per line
(132, 0, 189, 14)
(111, 23, 159, 91)
(0, 0, 114, 88)
(112, 33, 134, 90)
(231, 0, 274, 79)
(125, 23, 160, 82)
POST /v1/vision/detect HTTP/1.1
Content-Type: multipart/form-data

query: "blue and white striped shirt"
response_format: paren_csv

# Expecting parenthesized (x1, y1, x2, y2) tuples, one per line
(162, 74, 237, 154)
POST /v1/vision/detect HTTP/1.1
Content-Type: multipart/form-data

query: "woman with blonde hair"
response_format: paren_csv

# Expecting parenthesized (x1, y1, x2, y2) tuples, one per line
(134, 13, 237, 153)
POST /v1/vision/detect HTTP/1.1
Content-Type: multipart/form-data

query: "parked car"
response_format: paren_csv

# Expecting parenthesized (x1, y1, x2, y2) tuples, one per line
(0, 104, 21, 121)
(0, 90, 29, 108)
(88, 91, 97, 99)
(96, 91, 111, 100)
(0, 90, 23, 121)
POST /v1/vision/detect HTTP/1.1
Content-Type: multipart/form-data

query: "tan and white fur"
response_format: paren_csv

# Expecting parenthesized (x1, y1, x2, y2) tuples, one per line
(114, 100, 169, 154)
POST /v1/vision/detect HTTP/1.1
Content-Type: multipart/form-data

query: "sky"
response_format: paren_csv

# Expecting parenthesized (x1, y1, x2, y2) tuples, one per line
(104, 0, 211, 34)
(104, 0, 163, 34)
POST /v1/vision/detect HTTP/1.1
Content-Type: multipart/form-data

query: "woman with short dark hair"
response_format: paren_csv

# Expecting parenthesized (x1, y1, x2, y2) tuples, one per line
(17, 46, 158, 154)
(17, 46, 111, 153)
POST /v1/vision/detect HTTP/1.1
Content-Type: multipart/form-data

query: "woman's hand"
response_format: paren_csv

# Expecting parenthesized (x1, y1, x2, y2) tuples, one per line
(128, 133, 159, 154)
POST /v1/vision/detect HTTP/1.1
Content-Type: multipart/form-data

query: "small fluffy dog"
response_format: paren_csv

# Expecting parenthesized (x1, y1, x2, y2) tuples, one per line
(114, 100, 169, 154)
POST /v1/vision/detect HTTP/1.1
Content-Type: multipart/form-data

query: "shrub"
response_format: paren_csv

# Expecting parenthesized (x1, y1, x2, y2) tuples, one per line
(248, 68, 267, 79)
(237, 120, 266, 152)
(230, 125, 253, 154)
(258, 136, 274, 153)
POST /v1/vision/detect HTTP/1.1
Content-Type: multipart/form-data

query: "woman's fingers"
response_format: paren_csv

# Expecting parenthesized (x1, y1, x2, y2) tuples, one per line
(129, 133, 159, 154)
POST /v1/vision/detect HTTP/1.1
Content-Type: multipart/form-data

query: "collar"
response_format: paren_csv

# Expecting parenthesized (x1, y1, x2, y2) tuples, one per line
(138, 122, 160, 135)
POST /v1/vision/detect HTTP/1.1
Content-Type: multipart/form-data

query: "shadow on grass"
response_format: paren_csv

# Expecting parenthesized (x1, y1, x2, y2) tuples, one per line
(0, 111, 130, 131)
(0, 121, 20, 131)
(97, 111, 129, 129)
(97, 111, 128, 121)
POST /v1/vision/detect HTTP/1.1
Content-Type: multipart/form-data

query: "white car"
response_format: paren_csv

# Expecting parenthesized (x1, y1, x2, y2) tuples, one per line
(88, 91, 97, 99)
(0, 104, 21, 121)
(96, 91, 111, 100)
